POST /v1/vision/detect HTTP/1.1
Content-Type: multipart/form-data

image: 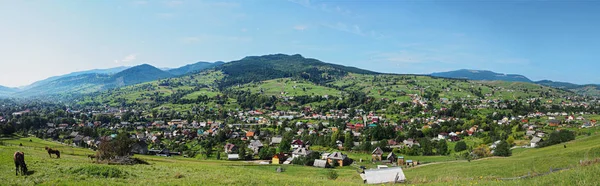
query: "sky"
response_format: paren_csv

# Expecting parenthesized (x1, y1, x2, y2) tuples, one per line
(1, 0, 599, 87)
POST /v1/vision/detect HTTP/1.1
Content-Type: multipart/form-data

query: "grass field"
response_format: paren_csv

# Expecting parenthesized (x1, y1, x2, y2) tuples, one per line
(2, 134, 600, 185)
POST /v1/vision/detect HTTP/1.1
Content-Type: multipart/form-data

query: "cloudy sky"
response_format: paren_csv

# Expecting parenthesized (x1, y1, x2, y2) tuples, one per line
(1, 0, 599, 87)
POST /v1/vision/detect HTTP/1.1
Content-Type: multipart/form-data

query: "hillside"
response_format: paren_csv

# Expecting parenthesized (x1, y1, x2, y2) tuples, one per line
(0, 137, 360, 185)
(22, 66, 129, 90)
(2, 132, 600, 185)
(168, 61, 225, 76)
(108, 64, 174, 86)
(216, 54, 377, 87)
(19, 64, 173, 97)
(0, 85, 17, 96)
(536, 80, 600, 97)
(431, 69, 533, 82)
(432, 69, 600, 96)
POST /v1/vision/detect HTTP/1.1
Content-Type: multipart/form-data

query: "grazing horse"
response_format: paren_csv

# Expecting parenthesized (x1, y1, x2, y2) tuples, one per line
(14, 151, 27, 176)
(45, 147, 60, 158)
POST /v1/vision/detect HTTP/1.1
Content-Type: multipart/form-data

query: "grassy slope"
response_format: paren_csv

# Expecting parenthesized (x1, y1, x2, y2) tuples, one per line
(405, 134, 600, 184)
(2, 134, 600, 185)
(234, 78, 341, 97)
(0, 137, 360, 186)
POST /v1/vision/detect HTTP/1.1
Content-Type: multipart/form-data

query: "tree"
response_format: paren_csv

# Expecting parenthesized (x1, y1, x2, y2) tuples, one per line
(259, 147, 275, 160)
(454, 141, 467, 152)
(279, 137, 291, 153)
(507, 136, 515, 145)
(344, 132, 354, 150)
(420, 138, 434, 156)
(493, 141, 512, 157)
(436, 140, 448, 155)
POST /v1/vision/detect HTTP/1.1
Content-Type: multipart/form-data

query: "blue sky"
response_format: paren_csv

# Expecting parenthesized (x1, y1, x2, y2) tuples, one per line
(1, 0, 599, 87)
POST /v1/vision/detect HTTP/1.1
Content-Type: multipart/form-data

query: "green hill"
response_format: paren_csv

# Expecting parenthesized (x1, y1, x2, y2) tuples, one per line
(216, 54, 377, 87)
(168, 61, 225, 76)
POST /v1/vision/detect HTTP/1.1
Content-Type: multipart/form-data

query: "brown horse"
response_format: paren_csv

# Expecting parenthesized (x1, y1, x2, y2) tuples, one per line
(14, 151, 27, 176)
(45, 147, 60, 158)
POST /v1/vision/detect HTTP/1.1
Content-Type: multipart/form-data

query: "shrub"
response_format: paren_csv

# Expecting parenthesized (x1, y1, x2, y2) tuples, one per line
(71, 166, 128, 178)
(454, 141, 467, 152)
(493, 141, 512, 157)
(326, 170, 338, 180)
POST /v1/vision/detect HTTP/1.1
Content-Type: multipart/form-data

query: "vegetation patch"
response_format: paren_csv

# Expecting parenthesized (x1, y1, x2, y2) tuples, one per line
(71, 166, 129, 178)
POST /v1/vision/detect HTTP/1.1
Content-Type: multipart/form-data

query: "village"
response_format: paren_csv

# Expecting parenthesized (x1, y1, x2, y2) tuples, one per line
(6, 91, 594, 184)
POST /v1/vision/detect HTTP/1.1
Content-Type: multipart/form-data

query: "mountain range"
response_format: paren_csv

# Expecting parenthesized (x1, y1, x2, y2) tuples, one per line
(1, 61, 224, 97)
(1, 55, 598, 97)
(431, 69, 600, 96)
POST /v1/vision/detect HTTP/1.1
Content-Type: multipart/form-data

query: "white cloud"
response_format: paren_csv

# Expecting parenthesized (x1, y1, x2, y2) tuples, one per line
(293, 25, 308, 31)
(114, 54, 137, 64)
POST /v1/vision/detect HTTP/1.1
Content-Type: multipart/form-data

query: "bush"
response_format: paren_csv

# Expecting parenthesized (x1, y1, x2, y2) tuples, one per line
(454, 141, 467, 152)
(493, 141, 512, 157)
(71, 166, 128, 178)
(326, 170, 338, 180)
(538, 130, 576, 148)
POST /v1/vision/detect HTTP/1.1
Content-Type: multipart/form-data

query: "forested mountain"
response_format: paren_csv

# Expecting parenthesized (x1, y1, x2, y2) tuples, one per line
(168, 61, 225, 76)
(108, 64, 173, 86)
(536, 80, 600, 96)
(216, 54, 377, 87)
(431, 69, 533, 82)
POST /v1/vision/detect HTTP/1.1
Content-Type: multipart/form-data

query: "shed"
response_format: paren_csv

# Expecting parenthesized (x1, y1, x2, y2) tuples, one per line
(363, 167, 406, 184)
(228, 154, 240, 160)
(313, 159, 328, 168)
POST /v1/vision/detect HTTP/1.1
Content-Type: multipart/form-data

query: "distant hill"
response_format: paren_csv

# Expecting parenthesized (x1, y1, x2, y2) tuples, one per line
(108, 64, 173, 86)
(431, 69, 533, 82)
(168, 61, 225, 76)
(216, 54, 376, 87)
(18, 64, 173, 97)
(0, 85, 18, 97)
(22, 66, 129, 90)
(536, 80, 600, 96)
(431, 69, 600, 96)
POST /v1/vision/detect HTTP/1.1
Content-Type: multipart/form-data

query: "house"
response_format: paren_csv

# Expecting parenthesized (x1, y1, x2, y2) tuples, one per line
(313, 159, 329, 168)
(69, 132, 79, 138)
(248, 140, 264, 155)
(270, 137, 282, 146)
(531, 137, 542, 148)
(228, 154, 240, 160)
(403, 139, 420, 147)
(272, 153, 286, 164)
(327, 152, 348, 166)
(131, 141, 149, 155)
(372, 147, 384, 161)
(549, 120, 560, 127)
(437, 132, 449, 140)
(224, 143, 237, 154)
(362, 167, 406, 184)
(292, 147, 312, 158)
(525, 130, 536, 137)
(291, 139, 305, 149)
(246, 131, 255, 138)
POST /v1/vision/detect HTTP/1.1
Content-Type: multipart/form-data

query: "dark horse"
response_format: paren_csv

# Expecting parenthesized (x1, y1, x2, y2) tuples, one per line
(45, 147, 60, 158)
(14, 151, 27, 176)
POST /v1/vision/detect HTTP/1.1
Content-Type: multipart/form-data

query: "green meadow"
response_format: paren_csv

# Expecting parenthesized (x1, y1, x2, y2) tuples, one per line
(2, 134, 600, 185)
